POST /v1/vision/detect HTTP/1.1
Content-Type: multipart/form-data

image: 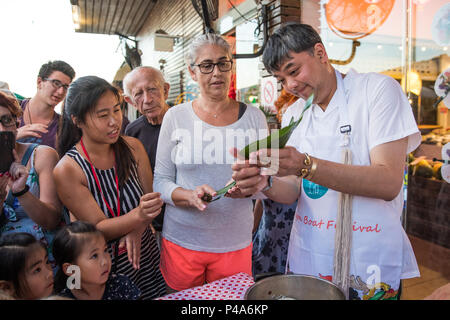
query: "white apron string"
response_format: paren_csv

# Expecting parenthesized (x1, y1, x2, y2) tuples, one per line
(333, 70, 353, 299)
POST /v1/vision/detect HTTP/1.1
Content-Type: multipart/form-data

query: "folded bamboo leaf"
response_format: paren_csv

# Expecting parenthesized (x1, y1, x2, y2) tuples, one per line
(215, 180, 237, 196)
(202, 93, 314, 203)
(239, 93, 314, 159)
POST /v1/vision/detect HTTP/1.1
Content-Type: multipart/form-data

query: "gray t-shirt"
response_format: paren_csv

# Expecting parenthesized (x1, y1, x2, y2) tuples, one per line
(153, 101, 268, 253)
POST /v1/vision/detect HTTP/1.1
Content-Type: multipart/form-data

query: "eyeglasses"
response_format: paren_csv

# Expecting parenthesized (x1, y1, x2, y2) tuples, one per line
(44, 78, 70, 91)
(0, 114, 16, 127)
(191, 60, 233, 74)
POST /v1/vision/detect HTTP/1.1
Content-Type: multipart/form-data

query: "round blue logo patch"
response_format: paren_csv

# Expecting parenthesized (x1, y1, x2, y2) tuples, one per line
(303, 179, 328, 199)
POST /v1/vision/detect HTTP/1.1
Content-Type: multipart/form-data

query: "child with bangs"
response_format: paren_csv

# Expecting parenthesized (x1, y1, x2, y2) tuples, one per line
(53, 221, 140, 300)
(0, 232, 54, 299)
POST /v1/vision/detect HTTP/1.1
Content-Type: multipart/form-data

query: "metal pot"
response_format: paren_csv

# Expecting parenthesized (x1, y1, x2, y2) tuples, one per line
(245, 274, 346, 300)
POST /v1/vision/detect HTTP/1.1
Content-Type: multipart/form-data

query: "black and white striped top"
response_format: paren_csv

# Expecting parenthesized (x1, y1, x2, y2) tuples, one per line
(67, 146, 166, 300)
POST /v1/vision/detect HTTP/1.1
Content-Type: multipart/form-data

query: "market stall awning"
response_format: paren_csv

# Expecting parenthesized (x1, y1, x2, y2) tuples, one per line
(70, 0, 157, 36)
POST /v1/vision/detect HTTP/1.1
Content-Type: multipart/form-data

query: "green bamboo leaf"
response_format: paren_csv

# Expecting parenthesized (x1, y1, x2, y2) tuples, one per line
(211, 181, 237, 202)
(216, 180, 237, 195)
(203, 93, 314, 203)
(201, 181, 236, 203)
(239, 93, 314, 159)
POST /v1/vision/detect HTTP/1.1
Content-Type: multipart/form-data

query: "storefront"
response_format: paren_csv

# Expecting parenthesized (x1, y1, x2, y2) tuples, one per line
(301, 0, 450, 299)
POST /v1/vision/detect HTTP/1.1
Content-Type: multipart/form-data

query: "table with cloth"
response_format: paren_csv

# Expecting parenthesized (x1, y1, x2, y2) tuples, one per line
(155, 273, 254, 300)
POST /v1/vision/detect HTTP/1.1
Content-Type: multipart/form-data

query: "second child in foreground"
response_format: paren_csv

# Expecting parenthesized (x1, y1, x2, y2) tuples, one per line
(53, 221, 140, 300)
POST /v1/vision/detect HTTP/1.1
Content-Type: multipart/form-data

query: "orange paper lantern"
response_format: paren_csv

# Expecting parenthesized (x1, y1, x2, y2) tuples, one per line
(325, 0, 394, 40)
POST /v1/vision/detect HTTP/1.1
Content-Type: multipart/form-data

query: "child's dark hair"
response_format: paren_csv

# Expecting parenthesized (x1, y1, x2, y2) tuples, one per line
(52, 221, 104, 293)
(57, 75, 136, 186)
(0, 233, 46, 298)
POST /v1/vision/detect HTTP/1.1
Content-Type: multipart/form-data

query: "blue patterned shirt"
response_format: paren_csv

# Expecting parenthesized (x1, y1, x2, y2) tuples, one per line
(59, 273, 141, 300)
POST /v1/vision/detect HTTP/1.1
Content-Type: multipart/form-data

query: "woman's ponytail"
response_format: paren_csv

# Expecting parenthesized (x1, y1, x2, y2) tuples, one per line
(57, 99, 82, 157)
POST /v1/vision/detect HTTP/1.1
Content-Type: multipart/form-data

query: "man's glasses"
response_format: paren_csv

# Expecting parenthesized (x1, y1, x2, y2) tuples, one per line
(191, 60, 233, 74)
(0, 114, 16, 127)
(44, 78, 70, 91)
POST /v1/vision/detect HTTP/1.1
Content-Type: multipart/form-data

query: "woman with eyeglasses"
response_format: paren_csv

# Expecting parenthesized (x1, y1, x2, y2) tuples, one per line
(0, 91, 62, 268)
(153, 33, 268, 291)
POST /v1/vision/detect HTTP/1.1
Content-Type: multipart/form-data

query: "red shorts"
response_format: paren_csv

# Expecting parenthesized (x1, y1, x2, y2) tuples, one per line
(160, 237, 252, 291)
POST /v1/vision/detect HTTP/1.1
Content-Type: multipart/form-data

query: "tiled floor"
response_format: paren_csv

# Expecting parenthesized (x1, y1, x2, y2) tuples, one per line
(401, 235, 450, 300)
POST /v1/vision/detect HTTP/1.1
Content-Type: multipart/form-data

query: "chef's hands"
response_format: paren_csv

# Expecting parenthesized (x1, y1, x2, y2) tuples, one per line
(223, 179, 246, 199)
(229, 146, 305, 196)
(261, 146, 305, 177)
(176, 146, 305, 209)
(229, 148, 270, 197)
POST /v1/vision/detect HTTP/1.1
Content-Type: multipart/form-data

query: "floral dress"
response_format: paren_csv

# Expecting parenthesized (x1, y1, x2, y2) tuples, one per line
(252, 199, 297, 275)
(59, 273, 141, 300)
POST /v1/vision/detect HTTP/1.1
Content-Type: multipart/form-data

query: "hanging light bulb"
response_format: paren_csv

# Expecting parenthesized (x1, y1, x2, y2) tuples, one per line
(401, 70, 422, 96)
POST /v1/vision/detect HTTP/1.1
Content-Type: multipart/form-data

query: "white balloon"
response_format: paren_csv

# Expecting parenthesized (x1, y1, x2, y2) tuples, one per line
(431, 3, 450, 47)
(434, 68, 450, 108)
(441, 165, 450, 184)
(442, 143, 450, 160)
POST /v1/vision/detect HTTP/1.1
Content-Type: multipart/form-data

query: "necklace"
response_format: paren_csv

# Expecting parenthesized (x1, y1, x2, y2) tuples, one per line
(205, 106, 227, 118)
(212, 112, 222, 118)
(27, 99, 33, 125)
(26, 99, 55, 126)
(196, 101, 229, 119)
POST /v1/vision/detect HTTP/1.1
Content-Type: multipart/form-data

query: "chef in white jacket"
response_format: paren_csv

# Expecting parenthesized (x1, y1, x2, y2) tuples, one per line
(230, 22, 420, 300)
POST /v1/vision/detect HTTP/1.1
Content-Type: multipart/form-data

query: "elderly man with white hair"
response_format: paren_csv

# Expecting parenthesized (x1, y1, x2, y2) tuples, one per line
(123, 66, 171, 243)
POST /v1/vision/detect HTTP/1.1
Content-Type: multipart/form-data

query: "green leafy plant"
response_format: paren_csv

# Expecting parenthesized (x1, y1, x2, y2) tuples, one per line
(259, 106, 277, 118)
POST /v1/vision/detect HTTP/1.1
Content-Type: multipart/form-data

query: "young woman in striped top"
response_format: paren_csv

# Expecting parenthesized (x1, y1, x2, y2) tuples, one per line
(53, 76, 166, 299)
